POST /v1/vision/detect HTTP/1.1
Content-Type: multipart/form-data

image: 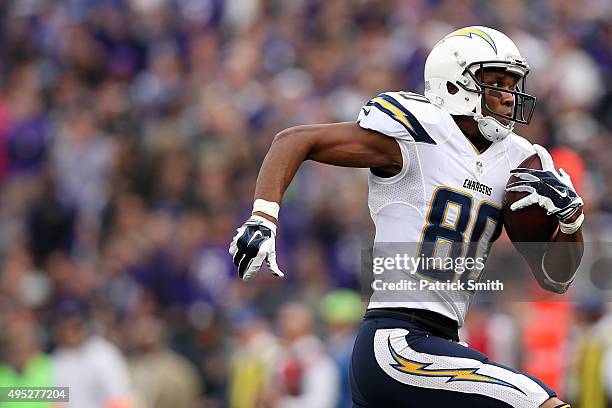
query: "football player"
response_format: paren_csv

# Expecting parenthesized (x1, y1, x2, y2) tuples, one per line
(230, 26, 584, 408)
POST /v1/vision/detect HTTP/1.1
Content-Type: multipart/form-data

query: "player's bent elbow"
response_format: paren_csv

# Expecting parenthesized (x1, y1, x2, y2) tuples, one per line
(272, 125, 312, 146)
(528, 253, 576, 294)
(272, 124, 335, 161)
(538, 278, 571, 294)
(272, 127, 293, 143)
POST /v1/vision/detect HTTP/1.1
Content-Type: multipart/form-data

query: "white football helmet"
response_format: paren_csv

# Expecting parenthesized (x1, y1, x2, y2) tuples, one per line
(424, 26, 536, 142)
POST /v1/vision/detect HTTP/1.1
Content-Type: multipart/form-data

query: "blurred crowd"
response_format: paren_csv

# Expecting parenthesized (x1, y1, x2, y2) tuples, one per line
(0, 0, 611, 407)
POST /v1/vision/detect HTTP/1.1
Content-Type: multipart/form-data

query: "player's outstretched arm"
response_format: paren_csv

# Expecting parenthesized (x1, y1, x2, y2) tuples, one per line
(506, 144, 585, 293)
(229, 122, 402, 280)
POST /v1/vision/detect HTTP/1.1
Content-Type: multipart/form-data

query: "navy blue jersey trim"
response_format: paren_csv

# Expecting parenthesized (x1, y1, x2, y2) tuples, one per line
(371, 93, 437, 145)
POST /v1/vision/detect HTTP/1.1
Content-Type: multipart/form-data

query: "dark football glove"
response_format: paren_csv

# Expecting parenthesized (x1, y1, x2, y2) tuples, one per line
(506, 144, 583, 221)
(229, 215, 284, 281)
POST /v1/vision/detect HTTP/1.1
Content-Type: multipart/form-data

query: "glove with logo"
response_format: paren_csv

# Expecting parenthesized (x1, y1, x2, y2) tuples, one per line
(229, 215, 284, 281)
(506, 144, 583, 222)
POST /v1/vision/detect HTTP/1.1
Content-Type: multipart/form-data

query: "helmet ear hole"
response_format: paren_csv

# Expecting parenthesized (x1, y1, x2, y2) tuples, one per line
(446, 82, 459, 95)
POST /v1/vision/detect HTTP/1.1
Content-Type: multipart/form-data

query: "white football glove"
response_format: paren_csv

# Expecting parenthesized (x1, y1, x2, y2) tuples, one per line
(229, 215, 284, 281)
(506, 144, 583, 221)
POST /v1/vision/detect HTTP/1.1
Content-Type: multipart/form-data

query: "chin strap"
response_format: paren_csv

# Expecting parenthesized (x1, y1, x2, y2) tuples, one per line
(471, 113, 514, 143)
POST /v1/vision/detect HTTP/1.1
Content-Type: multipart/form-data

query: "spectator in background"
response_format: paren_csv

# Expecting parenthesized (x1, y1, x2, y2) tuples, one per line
(262, 302, 339, 408)
(319, 290, 364, 408)
(566, 295, 612, 408)
(27, 173, 76, 266)
(0, 309, 54, 408)
(124, 314, 202, 408)
(228, 308, 281, 408)
(51, 108, 116, 221)
(53, 299, 133, 408)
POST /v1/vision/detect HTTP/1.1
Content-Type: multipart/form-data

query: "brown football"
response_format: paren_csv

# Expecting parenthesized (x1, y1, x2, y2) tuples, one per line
(503, 154, 559, 242)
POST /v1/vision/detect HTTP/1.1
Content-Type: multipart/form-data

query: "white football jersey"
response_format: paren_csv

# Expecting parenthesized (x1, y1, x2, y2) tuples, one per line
(358, 91, 535, 327)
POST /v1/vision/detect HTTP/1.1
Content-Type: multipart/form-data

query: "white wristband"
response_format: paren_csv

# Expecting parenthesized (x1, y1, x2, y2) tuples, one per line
(559, 213, 584, 235)
(252, 199, 280, 220)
